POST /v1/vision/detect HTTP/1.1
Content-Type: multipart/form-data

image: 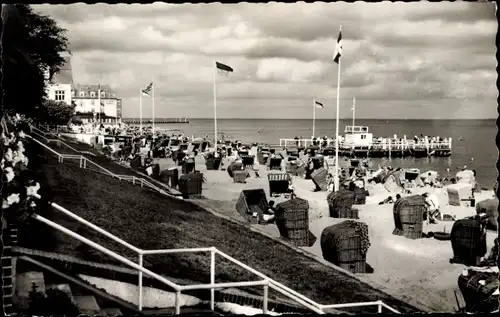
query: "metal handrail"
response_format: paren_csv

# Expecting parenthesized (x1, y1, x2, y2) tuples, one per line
(31, 196, 399, 314)
(27, 131, 401, 314)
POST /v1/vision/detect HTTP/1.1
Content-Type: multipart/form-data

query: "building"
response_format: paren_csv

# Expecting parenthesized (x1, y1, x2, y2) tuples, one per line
(71, 84, 123, 123)
(45, 55, 73, 105)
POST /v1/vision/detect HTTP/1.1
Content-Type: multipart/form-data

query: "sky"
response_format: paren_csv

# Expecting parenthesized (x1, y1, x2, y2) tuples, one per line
(33, 2, 498, 120)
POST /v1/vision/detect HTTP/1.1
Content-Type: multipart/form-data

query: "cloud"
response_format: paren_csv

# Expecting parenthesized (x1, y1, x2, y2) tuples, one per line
(32, 2, 497, 119)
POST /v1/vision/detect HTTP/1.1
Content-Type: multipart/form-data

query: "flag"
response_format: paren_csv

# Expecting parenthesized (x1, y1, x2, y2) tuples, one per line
(333, 30, 343, 64)
(314, 100, 324, 108)
(216, 61, 234, 74)
(100, 102, 105, 111)
(142, 82, 153, 96)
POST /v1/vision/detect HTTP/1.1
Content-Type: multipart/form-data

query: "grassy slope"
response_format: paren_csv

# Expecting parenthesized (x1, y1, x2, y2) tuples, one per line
(25, 138, 421, 313)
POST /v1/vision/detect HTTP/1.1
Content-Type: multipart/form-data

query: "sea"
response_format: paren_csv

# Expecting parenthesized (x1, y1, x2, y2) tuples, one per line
(152, 119, 498, 188)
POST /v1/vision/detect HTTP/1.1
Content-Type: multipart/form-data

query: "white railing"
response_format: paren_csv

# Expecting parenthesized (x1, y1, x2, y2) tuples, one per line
(28, 193, 400, 314)
(27, 135, 177, 199)
(279, 137, 452, 154)
(28, 127, 402, 314)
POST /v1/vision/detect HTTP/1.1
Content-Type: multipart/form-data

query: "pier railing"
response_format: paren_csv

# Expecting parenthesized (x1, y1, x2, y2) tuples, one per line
(279, 137, 452, 153)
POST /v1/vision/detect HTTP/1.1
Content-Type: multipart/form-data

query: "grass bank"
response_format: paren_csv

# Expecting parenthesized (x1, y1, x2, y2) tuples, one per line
(23, 136, 421, 313)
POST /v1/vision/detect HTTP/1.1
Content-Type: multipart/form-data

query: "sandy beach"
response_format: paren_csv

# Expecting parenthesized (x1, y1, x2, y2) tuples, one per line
(156, 147, 496, 312)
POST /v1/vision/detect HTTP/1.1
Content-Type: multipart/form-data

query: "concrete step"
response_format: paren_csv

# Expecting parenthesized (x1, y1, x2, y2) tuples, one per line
(73, 295, 101, 315)
(100, 307, 123, 316)
(46, 283, 75, 304)
(15, 271, 46, 309)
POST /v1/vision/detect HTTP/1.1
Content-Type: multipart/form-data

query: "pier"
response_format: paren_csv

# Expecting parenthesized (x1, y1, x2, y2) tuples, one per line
(279, 136, 452, 158)
(122, 117, 189, 124)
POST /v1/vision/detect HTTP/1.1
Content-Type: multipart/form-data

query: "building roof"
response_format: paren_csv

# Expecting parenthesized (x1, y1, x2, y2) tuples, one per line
(52, 56, 73, 85)
(73, 84, 116, 95)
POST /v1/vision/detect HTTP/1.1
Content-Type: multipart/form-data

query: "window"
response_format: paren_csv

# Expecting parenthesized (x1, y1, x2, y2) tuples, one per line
(101, 92, 106, 98)
(55, 90, 65, 101)
(361, 135, 367, 140)
(90, 92, 95, 98)
(71, 91, 75, 97)
(79, 91, 85, 97)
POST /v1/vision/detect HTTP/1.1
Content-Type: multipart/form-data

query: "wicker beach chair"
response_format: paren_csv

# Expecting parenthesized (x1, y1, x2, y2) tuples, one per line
(475, 198, 498, 230)
(235, 189, 268, 224)
(311, 167, 328, 191)
(447, 183, 473, 206)
(182, 158, 196, 174)
(327, 190, 357, 219)
(450, 216, 488, 266)
(233, 170, 249, 183)
(268, 173, 291, 196)
(392, 195, 425, 239)
(205, 156, 221, 170)
(321, 220, 370, 273)
(227, 161, 244, 178)
(275, 198, 316, 247)
(178, 172, 203, 199)
(241, 155, 255, 168)
(458, 267, 499, 313)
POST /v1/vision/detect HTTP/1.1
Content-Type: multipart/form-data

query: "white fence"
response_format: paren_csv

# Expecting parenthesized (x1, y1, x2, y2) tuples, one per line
(27, 128, 401, 314)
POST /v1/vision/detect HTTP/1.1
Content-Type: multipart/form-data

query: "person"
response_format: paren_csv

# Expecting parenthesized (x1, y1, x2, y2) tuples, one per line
(288, 180, 296, 198)
(327, 173, 335, 191)
(422, 193, 441, 223)
(378, 196, 394, 205)
(262, 201, 276, 223)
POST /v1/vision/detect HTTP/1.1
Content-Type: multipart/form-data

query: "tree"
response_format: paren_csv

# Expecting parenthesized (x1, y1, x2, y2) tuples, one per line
(32, 100, 75, 125)
(1, 4, 70, 117)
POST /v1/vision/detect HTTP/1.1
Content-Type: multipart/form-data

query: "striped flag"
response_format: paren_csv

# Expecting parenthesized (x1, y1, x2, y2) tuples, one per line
(216, 61, 234, 75)
(333, 30, 343, 64)
(142, 82, 153, 96)
(314, 100, 324, 108)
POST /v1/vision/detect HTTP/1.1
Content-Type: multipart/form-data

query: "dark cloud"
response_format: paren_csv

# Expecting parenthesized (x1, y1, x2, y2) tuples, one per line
(243, 38, 322, 62)
(406, 2, 495, 23)
(32, 2, 497, 119)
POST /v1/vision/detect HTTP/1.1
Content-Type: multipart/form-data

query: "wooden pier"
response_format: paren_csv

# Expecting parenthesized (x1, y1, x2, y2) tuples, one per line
(279, 136, 452, 158)
(122, 118, 189, 124)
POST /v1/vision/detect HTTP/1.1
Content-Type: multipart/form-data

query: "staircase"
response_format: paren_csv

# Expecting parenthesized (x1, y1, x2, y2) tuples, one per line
(15, 270, 123, 316)
(2, 223, 18, 316)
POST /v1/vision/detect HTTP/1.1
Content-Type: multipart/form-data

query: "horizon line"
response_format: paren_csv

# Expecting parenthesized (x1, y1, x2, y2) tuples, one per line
(121, 117, 497, 120)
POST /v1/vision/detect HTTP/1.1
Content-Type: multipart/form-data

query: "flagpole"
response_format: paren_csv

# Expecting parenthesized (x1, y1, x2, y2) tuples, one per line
(98, 84, 101, 125)
(213, 60, 218, 155)
(312, 98, 316, 138)
(334, 25, 342, 192)
(352, 97, 356, 129)
(139, 88, 143, 135)
(152, 79, 155, 142)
